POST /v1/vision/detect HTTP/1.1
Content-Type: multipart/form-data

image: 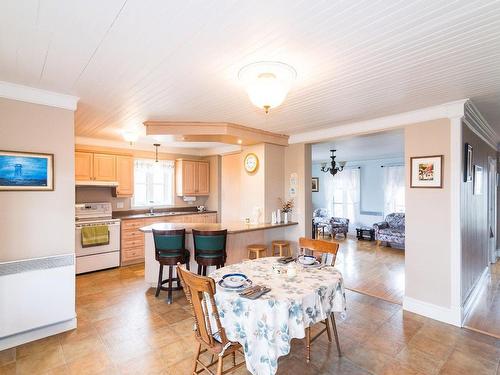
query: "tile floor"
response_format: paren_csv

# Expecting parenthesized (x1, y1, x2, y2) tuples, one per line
(0, 264, 499, 375)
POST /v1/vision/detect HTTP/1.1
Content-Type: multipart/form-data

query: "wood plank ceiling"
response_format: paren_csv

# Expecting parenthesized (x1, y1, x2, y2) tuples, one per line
(1, 0, 500, 143)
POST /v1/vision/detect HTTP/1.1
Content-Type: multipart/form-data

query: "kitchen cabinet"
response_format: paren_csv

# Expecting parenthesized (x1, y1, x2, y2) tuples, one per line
(114, 155, 134, 197)
(175, 159, 210, 196)
(75, 151, 118, 182)
(120, 212, 217, 265)
(93, 153, 116, 181)
(75, 152, 93, 181)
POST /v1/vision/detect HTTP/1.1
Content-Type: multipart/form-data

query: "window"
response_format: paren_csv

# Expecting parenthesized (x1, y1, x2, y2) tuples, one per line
(133, 159, 174, 207)
(383, 165, 405, 215)
(326, 167, 360, 226)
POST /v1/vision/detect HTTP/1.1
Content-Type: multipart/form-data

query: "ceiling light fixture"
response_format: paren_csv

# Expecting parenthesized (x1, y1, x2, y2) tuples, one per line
(238, 61, 296, 114)
(153, 143, 160, 162)
(122, 130, 139, 145)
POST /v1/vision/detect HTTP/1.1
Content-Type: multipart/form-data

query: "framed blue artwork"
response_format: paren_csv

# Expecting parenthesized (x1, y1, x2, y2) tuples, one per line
(0, 150, 54, 191)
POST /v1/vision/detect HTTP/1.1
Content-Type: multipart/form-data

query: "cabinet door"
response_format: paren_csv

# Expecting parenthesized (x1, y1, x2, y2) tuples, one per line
(182, 160, 197, 195)
(196, 162, 210, 195)
(75, 152, 93, 180)
(115, 156, 134, 196)
(93, 154, 116, 181)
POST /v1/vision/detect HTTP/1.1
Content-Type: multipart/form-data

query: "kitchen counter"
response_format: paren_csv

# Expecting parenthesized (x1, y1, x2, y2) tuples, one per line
(139, 221, 297, 234)
(141, 220, 298, 287)
(113, 210, 217, 220)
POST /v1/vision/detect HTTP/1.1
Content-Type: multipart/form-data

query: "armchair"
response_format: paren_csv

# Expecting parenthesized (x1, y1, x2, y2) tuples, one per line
(330, 217, 349, 238)
(373, 213, 405, 249)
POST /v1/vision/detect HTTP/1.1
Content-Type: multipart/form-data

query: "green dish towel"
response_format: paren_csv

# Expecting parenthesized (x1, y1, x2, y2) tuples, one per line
(81, 225, 109, 247)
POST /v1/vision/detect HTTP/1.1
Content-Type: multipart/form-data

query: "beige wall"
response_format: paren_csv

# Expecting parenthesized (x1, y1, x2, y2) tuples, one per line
(221, 153, 242, 222)
(264, 144, 285, 222)
(220, 144, 286, 224)
(405, 118, 452, 307)
(0, 98, 75, 262)
(240, 144, 266, 222)
(284, 143, 312, 252)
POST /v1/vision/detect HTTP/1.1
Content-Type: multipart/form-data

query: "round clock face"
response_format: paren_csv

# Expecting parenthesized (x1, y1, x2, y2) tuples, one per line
(244, 153, 259, 173)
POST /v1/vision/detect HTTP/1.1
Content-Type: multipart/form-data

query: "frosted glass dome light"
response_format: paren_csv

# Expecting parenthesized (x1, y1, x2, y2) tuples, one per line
(238, 61, 296, 113)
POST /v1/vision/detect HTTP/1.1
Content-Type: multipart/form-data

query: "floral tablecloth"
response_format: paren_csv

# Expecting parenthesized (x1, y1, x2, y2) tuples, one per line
(210, 257, 346, 375)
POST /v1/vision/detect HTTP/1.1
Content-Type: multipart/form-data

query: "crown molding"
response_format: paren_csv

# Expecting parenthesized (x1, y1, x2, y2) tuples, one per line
(0, 81, 79, 111)
(289, 99, 469, 144)
(463, 100, 498, 150)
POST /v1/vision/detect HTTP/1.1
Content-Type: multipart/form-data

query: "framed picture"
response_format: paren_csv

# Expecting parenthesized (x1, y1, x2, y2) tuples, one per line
(0, 150, 54, 191)
(464, 143, 473, 182)
(410, 155, 443, 188)
(312, 177, 319, 192)
(473, 165, 483, 195)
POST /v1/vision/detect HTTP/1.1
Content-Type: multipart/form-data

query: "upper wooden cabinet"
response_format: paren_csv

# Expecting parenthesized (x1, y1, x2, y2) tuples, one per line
(75, 152, 93, 181)
(75, 151, 133, 196)
(176, 159, 210, 196)
(93, 153, 116, 181)
(114, 155, 134, 197)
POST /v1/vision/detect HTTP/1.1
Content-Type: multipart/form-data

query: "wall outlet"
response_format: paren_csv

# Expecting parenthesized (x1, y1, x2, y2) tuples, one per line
(116, 202, 124, 209)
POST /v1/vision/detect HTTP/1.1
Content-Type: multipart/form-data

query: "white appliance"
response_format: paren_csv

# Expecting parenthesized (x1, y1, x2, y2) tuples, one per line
(75, 202, 121, 274)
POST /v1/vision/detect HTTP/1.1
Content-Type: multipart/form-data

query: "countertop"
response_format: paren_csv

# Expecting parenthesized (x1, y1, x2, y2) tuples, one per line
(139, 221, 298, 234)
(113, 210, 217, 220)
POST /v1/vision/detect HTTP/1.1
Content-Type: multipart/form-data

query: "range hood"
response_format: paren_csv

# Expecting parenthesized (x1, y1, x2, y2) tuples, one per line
(75, 180, 119, 187)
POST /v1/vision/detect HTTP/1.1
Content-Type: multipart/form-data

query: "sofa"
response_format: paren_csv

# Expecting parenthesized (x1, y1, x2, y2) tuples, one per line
(373, 213, 405, 249)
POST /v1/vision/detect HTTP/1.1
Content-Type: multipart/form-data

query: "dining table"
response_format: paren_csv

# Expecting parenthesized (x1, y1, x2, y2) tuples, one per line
(210, 257, 347, 375)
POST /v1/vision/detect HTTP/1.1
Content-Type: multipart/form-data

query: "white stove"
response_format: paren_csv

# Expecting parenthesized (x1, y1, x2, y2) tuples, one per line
(75, 203, 121, 274)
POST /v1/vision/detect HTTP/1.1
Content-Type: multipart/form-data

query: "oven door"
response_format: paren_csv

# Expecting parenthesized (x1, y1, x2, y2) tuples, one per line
(75, 222, 121, 257)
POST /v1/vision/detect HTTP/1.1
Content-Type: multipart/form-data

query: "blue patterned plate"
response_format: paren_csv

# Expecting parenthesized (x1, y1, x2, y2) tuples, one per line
(218, 278, 253, 291)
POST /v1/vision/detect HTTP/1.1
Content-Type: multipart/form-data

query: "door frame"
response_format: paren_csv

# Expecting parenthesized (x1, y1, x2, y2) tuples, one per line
(487, 156, 497, 264)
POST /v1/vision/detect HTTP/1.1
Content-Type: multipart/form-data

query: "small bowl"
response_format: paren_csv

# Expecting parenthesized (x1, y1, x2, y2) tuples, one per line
(298, 255, 316, 265)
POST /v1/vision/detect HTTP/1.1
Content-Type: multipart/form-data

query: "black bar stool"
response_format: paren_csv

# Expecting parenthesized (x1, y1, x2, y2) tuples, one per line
(192, 229, 227, 276)
(152, 228, 190, 304)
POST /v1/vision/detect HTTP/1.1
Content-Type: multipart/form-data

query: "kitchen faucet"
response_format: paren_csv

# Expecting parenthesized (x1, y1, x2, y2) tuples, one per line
(149, 202, 155, 215)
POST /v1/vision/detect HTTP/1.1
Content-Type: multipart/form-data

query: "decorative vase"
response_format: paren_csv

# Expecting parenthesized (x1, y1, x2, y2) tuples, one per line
(284, 212, 289, 224)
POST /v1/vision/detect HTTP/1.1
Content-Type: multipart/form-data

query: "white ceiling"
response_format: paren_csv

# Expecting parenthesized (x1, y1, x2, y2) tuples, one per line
(312, 130, 404, 162)
(1, 1, 500, 143)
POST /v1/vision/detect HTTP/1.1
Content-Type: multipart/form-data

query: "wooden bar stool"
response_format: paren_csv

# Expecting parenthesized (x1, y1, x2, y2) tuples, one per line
(272, 240, 291, 257)
(247, 244, 267, 259)
(152, 228, 190, 304)
(192, 229, 227, 276)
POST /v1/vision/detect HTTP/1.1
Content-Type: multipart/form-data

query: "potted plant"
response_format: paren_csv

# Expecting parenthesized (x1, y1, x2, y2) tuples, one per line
(279, 198, 294, 224)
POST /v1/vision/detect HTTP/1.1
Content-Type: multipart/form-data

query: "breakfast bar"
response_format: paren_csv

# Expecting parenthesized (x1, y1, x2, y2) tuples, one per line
(140, 221, 298, 287)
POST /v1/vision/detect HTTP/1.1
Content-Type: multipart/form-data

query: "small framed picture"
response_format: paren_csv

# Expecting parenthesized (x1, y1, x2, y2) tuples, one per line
(0, 150, 54, 191)
(464, 143, 473, 182)
(473, 165, 483, 195)
(410, 155, 443, 188)
(312, 177, 319, 192)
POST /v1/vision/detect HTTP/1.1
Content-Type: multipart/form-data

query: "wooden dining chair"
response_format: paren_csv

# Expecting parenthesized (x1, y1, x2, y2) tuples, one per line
(298, 237, 341, 363)
(177, 266, 246, 375)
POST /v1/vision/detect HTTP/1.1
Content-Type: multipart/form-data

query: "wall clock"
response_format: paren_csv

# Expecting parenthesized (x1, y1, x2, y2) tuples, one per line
(244, 153, 259, 173)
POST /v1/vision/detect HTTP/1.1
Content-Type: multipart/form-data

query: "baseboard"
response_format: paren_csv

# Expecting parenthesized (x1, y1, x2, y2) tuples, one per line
(0, 317, 76, 351)
(403, 297, 461, 327)
(461, 267, 489, 324)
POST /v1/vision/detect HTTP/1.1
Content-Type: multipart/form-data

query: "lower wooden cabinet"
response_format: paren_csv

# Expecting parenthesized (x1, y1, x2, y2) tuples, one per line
(120, 213, 217, 266)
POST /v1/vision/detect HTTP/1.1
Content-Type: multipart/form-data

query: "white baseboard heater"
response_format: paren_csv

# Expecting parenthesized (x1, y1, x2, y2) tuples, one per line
(0, 254, 76, 349)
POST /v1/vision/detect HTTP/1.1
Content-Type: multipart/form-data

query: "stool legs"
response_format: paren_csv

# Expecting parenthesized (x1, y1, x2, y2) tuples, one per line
(155, 264, 164, 297)
(167, 265, 174, 304)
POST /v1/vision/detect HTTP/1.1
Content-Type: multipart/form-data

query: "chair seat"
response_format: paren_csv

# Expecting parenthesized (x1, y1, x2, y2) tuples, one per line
(158, 249, 190, 258)
(272, 240, 289, 246)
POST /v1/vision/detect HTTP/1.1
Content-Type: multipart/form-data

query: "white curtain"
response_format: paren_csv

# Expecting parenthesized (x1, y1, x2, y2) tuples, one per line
(326, 168, 360, 226)
(383, 166, 405, 216)
(133, 159, 175, 207)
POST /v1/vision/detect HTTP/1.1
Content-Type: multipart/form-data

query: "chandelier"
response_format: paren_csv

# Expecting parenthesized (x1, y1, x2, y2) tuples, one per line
(238, 61, 296, 113)
(321, 150, 345, 177)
